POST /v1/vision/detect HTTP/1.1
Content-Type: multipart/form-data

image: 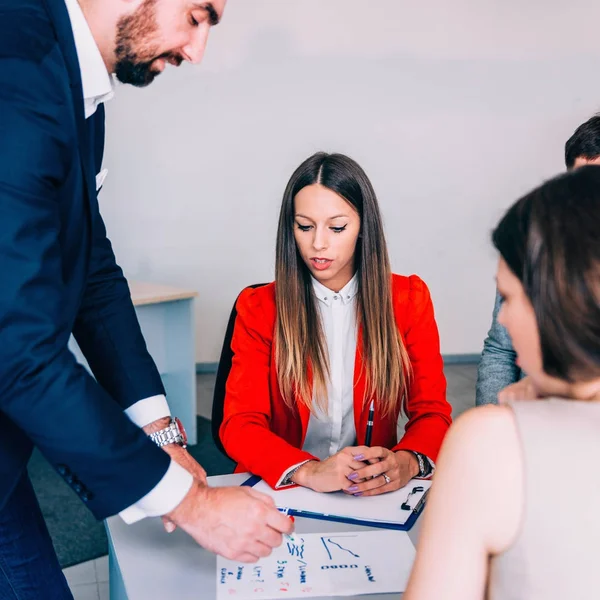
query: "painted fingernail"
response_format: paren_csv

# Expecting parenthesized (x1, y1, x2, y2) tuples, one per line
(353, 492, 363, 497)
(165, 521, 176, 533)
(348, 472, 359, 481)
(353, 454, 365, 460)
(347, 485, 358, 492)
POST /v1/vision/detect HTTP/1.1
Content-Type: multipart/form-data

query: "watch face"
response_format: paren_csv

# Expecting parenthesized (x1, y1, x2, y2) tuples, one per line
(174, 417, 188, 446)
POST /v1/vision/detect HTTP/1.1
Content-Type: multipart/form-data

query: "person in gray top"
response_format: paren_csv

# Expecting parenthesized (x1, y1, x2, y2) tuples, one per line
(476, 113, 600, 405)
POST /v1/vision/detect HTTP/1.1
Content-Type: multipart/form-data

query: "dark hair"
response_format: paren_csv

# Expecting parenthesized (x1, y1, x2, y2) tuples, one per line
(274, 152, 410, 415)
(564, 114, 600, 169)
(492, 165, 600, 382)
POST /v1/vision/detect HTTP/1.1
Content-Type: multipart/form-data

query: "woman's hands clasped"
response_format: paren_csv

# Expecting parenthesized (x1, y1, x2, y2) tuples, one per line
(293, 446, 420, 497)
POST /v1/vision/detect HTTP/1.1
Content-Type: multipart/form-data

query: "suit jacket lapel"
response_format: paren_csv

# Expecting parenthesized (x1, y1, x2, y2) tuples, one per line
(42, 0, 97, 216)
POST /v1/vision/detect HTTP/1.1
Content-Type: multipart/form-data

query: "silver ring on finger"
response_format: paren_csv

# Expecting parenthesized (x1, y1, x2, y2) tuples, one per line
(382, 473, 391, 485)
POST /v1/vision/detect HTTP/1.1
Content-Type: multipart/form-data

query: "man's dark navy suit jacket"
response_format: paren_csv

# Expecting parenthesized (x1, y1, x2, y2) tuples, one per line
(0, 0, 171, 519)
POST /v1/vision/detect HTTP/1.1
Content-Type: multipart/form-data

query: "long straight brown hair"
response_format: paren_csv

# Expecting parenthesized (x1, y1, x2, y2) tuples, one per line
(274, 152, 411, 416)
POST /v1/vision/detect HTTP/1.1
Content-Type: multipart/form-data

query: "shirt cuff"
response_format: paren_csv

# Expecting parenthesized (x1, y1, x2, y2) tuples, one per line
(119, 459, 193, 524)
(275, 460, 312, 489)
(125, 395, 171, 428)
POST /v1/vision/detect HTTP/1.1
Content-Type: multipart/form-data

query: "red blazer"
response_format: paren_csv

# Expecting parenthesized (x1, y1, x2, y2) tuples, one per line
(220, 274, 452, 488)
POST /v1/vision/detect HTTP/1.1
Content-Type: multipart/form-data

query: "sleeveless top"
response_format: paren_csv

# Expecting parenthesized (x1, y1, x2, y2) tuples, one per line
(488, 399, 600, 600)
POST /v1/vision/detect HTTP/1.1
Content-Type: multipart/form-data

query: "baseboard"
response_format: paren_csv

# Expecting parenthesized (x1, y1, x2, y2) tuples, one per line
(196, 354, 480, 374)
(442, 354, 480, 365)
(196, 362, 219, 374)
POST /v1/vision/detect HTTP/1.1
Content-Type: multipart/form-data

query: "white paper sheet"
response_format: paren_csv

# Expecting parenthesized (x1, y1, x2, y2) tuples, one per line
(216, 530, 416, 599)
(251, 478, 431, 527)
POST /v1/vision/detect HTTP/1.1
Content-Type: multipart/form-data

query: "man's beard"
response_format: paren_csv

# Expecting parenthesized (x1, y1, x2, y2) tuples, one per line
(114, 0, 182, 87)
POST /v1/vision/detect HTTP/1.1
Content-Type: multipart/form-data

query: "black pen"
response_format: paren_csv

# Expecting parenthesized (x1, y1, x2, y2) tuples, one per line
(364, 399, 375, 446)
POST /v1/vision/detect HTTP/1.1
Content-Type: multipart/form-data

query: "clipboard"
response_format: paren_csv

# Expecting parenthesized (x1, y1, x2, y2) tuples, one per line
(241, 474, 429, 531)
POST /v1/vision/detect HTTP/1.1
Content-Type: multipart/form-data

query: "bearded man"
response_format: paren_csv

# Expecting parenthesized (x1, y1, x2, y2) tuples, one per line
(0, 1, 292, 596)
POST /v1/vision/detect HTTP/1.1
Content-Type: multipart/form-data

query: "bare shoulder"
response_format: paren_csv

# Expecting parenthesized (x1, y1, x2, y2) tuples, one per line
(442, 405, 521, 482)
(447, 404, 517, 453)
(438, 405, 523, 553)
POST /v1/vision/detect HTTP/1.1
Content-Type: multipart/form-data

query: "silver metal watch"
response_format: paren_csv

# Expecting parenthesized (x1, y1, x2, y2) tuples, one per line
(148, 417, 188, 449)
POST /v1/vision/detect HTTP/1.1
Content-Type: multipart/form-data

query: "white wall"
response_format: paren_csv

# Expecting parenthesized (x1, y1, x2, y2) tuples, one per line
(100, 0, 600, 363)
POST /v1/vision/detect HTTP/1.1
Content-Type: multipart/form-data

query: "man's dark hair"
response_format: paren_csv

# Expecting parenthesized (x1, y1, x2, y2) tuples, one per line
(564, 114, 600, 169)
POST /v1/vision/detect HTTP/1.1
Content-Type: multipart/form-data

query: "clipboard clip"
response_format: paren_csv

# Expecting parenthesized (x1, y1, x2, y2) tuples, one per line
(401, 486, 427, 512)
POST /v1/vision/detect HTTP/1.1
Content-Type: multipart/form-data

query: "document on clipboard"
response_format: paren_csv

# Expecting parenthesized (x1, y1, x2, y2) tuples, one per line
(242, 475, 431, 531)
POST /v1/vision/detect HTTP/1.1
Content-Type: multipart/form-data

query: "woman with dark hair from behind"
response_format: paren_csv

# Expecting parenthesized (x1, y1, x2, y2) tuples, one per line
(404, 165, 600, 599)
(220, 152, 452, 496)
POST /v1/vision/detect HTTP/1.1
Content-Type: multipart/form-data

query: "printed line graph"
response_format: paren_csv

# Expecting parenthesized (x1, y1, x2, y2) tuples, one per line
(320, 535, 361, 561)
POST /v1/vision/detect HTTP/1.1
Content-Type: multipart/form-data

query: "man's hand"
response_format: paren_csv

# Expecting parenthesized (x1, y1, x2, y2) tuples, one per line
(142, 417, 207, 532)
(344, 448, 419, 497)
(165, 482, 294, 562)
(498, 376, 538, 403)
(292, 448, 368, 492)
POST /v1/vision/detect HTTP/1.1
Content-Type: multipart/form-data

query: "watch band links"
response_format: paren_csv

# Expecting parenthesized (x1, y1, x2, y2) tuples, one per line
(149, 420, 186, 448)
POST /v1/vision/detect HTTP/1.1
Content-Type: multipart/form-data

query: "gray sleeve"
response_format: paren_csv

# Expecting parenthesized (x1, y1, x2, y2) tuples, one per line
(475, 290, 521, 406)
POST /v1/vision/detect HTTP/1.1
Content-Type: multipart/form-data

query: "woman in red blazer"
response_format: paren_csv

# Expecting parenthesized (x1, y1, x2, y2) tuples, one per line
(220, 152, 452, 496)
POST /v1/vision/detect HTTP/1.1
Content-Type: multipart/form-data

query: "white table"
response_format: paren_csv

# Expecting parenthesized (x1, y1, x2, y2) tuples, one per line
(105, 474, 422, 600)
(69, 280, 199, 444)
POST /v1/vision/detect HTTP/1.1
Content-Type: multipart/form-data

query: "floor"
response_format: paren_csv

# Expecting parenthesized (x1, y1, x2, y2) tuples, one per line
(63, 364, 477, 599)
(63, 555, 109, 600)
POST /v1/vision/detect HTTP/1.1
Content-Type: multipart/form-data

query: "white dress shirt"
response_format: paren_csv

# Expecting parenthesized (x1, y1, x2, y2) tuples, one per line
(63, 0, 114, 119)
(276, 275, 359, 487)
(64, 0, 192, 523)
(303, 275, 359, 458)
(276, 274, 435, 487)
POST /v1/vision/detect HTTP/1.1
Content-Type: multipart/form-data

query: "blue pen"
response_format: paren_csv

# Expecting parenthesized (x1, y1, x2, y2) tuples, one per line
(278, 507, 296, 543)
